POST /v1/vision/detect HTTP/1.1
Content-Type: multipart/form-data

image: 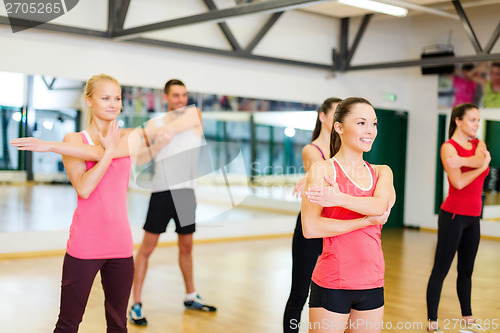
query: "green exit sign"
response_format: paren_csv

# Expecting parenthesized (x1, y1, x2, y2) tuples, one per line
(382, 93, 397, 102)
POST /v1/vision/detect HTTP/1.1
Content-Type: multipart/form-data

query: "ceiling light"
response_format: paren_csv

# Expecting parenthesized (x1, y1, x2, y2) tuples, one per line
(12, 112, 22, 122)
(338, 0, 408, 17)
(284, 127, 296, 138)
(43, 120, 54, 131)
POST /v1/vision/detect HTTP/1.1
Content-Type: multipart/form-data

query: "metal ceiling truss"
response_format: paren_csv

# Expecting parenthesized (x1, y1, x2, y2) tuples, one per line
(40, 77, 84, 91)
(0, 0, 499, 73)
(452, 0, 482, 54)
(126, 37, 332, 70)
(111, 0, 324, 39)
(203, 0, 242, 51)
(334, 0, 500, 72)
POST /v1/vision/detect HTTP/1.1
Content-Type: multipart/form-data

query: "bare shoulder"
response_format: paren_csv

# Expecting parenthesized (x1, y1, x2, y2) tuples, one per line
(302, 144, 316, 155)
(371, 164, 393, 178)
(302, 144, 325, 161)
(476, 139, 486, 149)
(308, 159, 332, 180)
(63, 132, 82, 143)
(441, 142, 458, 155)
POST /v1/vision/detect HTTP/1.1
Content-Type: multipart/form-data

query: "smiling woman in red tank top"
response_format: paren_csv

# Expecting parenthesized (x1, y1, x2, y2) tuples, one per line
(301, 97, 396, 333)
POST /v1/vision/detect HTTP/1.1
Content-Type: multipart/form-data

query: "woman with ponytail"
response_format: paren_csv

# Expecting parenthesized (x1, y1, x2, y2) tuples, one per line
(284, 98, 341, 333)
(301, 97, 395, 333)
(426, 103, 491, 333)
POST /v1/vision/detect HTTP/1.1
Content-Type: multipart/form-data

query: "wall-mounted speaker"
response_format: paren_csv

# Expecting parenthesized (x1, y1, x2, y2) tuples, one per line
(421, 50, 455, 75)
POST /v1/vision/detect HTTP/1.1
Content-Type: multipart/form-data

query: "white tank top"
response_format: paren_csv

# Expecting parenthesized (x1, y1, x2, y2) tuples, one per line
(150, 116, 204, 192)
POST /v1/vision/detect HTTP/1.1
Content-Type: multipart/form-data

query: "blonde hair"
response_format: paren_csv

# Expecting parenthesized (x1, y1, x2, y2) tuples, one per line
(83, 74, 121, 125)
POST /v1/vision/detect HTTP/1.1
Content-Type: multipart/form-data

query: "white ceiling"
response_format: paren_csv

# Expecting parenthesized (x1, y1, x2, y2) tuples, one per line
(299, 0, 500, 18)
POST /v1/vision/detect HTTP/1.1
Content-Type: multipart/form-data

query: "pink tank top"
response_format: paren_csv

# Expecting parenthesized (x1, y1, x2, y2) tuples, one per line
(66, 131, 134, 259)
(311, 158, 384, 290)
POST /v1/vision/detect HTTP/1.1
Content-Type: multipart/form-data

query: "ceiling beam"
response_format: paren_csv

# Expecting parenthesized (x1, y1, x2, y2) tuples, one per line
(452, 0, 483, 54)
(484, 20, 500, 54)
(203, 0, 242, 51)
(127, 37, 334, 71)
(116, 0, 131, 30)
(346, 14, 372, 67)
(112, 0, 327, 39)
(108, 0, 116, 37)
(41, 77, 57, 90)
(245, 12, 283, 53)
(0, 16, 108, 37)
(348, 53, 500, 71)
(336, 17, 349, 72)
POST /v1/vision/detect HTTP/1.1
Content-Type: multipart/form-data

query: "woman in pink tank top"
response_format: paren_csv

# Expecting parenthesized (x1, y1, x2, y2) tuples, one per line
(301, 97, 396, 333)
(10, 74, 193, 332)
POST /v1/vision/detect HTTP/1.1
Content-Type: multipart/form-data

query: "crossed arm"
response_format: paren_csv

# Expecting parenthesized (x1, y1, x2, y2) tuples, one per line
(441, 141, 490, 190)
(301, 161, 395, 239)
(304, 163, 396, 217)
(61, 121, 121, 199)
(444, 140, 487, 169)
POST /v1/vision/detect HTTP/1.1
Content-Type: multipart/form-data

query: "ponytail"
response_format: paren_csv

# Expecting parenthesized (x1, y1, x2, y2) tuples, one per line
(311, 97, 342, 141)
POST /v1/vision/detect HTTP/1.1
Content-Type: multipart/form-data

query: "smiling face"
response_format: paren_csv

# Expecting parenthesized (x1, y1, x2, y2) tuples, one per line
(334, 103, 377, 153)
(456, 107, 480, 138)
(85, 80, 122, 122)
(164, 84, 188, 111)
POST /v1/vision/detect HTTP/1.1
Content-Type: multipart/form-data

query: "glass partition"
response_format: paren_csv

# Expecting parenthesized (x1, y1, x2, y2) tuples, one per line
(0, 106, 23, 170)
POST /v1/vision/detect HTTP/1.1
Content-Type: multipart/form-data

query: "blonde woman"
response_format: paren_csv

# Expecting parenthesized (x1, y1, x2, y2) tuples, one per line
(11, 74, 197, 332)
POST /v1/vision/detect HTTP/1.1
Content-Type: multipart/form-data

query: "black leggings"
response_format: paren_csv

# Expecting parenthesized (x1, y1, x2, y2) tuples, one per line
(283, 212, 323, 333)
(426, 210, 480, 321)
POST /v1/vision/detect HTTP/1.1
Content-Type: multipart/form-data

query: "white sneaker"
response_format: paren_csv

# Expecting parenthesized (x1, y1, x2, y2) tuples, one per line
(428, 328, 444, 333)
(460, 322, 490, 333)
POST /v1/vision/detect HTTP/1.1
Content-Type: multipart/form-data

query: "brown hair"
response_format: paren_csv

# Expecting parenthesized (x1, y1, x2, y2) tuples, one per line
(329, 97, 373, 158)
(449, 103, 478, 139)
(311, 97, 342, 141)
(164, 79, 185, 94)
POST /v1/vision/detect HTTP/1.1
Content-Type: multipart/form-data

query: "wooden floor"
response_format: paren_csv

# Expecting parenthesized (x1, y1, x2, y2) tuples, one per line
(485, 191, 500, 206)
(1, 228, 499, 333)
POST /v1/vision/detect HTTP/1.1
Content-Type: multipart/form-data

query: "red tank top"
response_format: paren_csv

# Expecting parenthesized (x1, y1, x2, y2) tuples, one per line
(311, 158, 384, 290)
(440, 138, 489, 216)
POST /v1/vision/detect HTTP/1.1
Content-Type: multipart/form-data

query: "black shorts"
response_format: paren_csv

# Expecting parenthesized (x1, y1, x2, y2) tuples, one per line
(143, 189, 196, 235)
(309, 282, 384, 314)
